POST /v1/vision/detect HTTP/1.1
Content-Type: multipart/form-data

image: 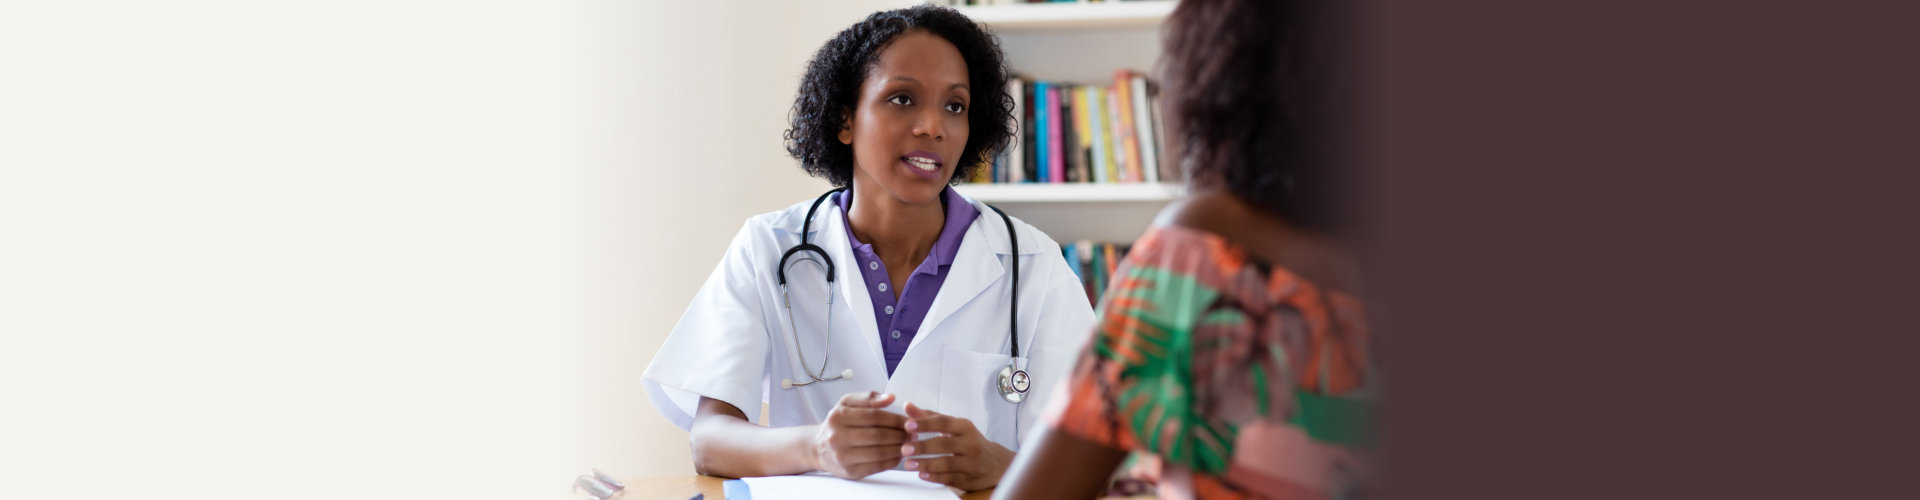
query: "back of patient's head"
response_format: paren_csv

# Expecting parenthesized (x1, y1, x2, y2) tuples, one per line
(1163, 0, 1348, 233)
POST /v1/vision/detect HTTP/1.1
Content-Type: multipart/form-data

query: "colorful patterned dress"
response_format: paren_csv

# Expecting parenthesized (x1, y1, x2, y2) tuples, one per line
(1045, 225, 1375, 499)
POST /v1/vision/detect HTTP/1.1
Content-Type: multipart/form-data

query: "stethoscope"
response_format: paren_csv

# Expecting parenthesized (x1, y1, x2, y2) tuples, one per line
(777, 187, 1031, 405)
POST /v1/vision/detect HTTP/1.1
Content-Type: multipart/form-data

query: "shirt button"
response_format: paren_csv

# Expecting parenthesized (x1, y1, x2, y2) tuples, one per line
(885, 305, 894, 315)
(877, 283, 888, 292)
(890, 330, 902, 339)
(869, 261, 879, 270)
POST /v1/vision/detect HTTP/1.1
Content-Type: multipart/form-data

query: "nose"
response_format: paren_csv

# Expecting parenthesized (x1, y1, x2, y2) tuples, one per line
(912, 107, 945, 142)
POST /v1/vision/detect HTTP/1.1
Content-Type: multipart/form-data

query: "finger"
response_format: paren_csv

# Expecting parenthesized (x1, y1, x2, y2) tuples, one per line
(903, 401, 941, 419)
(834, 406, 908, 429)
(846, 455, 908, 480)
(918, 471, 969, 486)
(901, 434, 967, 457)
(906, 411, 973, 437)
(839, 426, 910, 447)
(835, 444, 906, 468)
(839, 391, 895, 409)
(839, 462, 893, 480)
(904, 454, 966, 474)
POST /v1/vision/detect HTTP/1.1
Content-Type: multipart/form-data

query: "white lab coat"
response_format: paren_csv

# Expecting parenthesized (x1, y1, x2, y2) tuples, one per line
(642, 191, 1096, 451)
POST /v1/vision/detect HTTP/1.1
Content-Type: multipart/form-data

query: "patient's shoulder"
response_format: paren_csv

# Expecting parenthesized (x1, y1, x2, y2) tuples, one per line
(1152, 190, 1361, 295)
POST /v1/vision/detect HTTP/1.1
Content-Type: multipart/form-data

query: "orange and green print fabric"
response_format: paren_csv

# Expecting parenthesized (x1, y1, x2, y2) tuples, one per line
(1046, 225, 1375, 500)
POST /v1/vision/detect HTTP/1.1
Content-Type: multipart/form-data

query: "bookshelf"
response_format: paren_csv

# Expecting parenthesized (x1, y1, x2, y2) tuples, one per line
(957, 182, 1183, 203)
(957, 1, 1177, 246)
(956, 1, 1175, 30)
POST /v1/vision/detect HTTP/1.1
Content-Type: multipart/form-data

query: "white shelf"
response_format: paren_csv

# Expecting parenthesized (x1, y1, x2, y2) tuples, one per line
(958, 1, 1175, 31)
(948, 1, 1176, 244)
(956, 182, 1185, 203)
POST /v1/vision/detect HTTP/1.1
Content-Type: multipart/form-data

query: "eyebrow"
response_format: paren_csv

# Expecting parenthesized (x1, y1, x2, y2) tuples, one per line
(889, 77, 969, 91)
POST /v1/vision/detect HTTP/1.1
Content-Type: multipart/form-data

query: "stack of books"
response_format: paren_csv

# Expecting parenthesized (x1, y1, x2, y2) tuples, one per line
(1061, 240, 1133, 305)
(966, 69, 1175, 185)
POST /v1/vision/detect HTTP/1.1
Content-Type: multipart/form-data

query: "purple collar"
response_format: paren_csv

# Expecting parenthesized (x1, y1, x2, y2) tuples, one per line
(835, 186, 979, 275)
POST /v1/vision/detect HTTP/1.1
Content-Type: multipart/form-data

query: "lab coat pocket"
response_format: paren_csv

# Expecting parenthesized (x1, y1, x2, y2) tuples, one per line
(939, 346, 1024, 449)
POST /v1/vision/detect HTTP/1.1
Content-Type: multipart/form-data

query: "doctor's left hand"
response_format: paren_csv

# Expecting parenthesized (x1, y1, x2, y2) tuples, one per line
(899, 402, 1016, 492)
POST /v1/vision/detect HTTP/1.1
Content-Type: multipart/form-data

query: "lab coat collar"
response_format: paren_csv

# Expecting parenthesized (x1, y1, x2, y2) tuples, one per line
(790, 198, 888, 380)
(777, 190, 1041, 375)
(908, 194, 1038, 355)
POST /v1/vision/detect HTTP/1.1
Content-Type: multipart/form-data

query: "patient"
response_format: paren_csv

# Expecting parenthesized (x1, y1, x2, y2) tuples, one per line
(992, 0, 1372, 498)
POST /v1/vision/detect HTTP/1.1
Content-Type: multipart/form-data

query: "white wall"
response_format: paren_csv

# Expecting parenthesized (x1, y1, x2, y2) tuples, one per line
(0, 1, 921, 498)
(571, 0, 928, 484)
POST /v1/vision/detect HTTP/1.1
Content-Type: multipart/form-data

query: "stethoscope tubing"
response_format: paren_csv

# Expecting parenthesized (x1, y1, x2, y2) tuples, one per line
(775, 187, 1029, 404)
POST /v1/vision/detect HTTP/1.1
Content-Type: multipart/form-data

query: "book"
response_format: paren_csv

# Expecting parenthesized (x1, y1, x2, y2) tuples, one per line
(1150, 91, 1176, 182)
(1105, 88, 1125, 183)
(1131, 73, 1159, 184)
(1060, 84, 1083, 183)
(1005, 76, 1025, 184)
(1076, 240, 1096, 301)
(1033, 81, 1049, 183)
(1090, 242, 1107, 303)
(1104, 243, 1120, 288)
(1071, 86, 1095, 184)
(1022, 80, 1036, 182)
(1087, 86, 1111, 184)
(1113, 69, 1142, 182)
(1046, 84, 1065, 183)
(1062, 243, 1083, 282)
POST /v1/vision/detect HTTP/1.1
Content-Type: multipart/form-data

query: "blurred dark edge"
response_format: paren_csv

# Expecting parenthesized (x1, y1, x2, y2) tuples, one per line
(1358, 0, 1920, 497)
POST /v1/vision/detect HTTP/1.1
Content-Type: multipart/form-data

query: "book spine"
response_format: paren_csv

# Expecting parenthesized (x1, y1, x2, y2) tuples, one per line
(1072, 86, 1094, 184)
(1131, 74, 1159, 184)
(1113, 70, 1142, 182)
(1060, 84, 1082, 183)
(1104, 243, 1120, 293)
(1033, 81, 1049, 183)
(1113, 87, 1121, 183)
(1022, 81, 1036, 182)
(1088, 86, 1109, 184)
(1047, 85, 1065, 184)
(1006, 76, 1024, 184)
(1150, 91, 1175, 182)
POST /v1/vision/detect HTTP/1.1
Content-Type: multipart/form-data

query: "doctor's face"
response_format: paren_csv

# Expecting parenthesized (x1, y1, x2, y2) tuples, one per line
(840, 30, 971, 206)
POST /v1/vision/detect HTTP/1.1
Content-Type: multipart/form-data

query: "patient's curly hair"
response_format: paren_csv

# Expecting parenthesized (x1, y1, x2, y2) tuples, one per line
(784, 4, 1015, 187)
(1165, 0, 1350, 232)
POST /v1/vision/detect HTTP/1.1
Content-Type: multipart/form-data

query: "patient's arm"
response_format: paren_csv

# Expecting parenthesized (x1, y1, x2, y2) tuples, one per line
(991, 422, 1128, 500)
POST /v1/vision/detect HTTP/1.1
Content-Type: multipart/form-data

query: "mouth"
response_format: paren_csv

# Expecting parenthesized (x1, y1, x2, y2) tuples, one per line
(901, 150, 944, 172)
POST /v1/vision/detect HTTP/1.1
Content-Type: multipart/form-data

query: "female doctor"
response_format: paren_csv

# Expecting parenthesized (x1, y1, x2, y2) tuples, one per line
(641, 5, 1095, 492)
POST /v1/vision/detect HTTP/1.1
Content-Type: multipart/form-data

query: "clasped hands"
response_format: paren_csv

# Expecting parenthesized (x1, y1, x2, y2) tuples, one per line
(807, 392, 1015, 491)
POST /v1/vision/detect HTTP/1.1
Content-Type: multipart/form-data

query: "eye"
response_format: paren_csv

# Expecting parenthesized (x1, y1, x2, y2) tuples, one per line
(946, 101, 966, 114)
(888, 94, 913, 106)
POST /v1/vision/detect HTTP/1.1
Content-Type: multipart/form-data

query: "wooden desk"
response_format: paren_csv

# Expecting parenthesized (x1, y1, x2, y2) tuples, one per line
(622, 475, 996, 500)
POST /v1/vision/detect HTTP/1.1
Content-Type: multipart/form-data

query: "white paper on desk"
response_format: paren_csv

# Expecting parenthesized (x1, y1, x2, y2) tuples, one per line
(740, 470, 961, 500)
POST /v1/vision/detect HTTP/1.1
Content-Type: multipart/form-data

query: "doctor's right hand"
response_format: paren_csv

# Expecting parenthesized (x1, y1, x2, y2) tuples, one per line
(808, 391, 910, 480)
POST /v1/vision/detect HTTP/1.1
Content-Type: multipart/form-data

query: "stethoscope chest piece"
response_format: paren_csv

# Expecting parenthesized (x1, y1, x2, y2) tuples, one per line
(997, 363, 1030, 404)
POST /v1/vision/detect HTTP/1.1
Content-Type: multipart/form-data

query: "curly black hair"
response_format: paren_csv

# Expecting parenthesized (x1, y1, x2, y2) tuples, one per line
(784, 4, 1015, 187)
(1164, 0, 1349, 232)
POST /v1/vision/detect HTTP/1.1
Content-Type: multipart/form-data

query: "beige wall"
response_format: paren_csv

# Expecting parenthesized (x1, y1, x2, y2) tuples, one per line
(0, 1, 921, 498)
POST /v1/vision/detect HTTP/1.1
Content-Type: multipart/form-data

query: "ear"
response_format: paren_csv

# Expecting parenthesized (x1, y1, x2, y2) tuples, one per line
(837, 107, 853, 145)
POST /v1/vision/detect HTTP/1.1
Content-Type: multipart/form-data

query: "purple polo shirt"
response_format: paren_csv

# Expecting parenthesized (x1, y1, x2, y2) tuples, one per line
(836, 186, 979, 377)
